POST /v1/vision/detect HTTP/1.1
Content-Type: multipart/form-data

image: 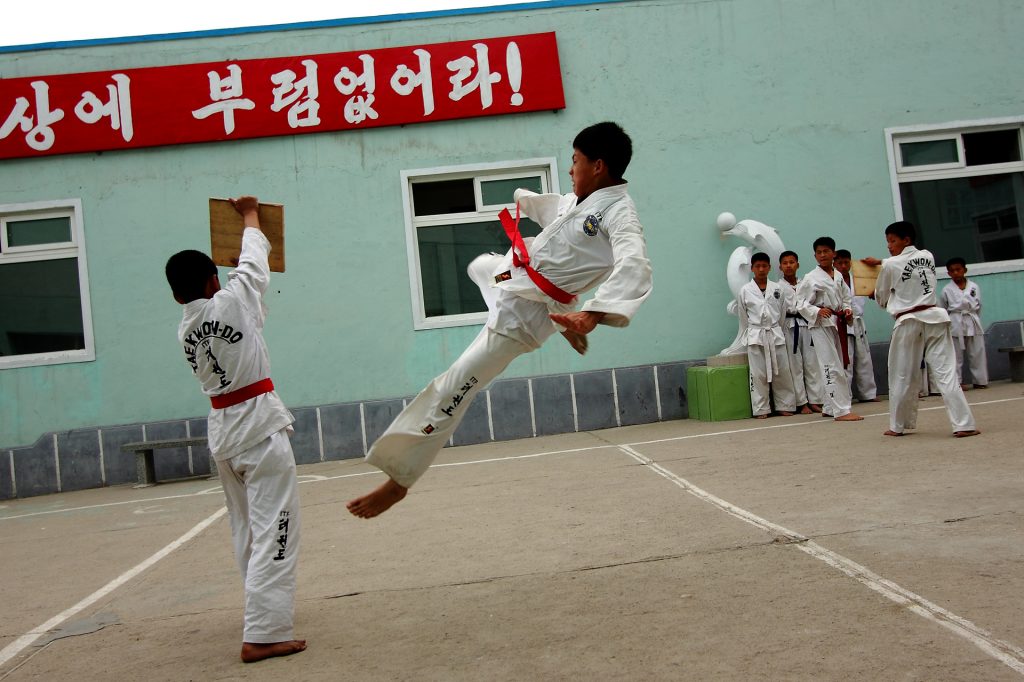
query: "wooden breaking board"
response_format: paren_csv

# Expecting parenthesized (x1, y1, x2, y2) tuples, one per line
(851, 260, 880, 296)
(209, 198, 285, 272)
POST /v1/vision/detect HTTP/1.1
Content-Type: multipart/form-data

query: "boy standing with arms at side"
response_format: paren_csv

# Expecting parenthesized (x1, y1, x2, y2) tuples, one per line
(165, 196, 305, 663)
(738, 252, 797, 418)
(940, 257, 988, 389)
(777, 250, 818, 414)
(865, 221, 979, 438)
(833, 249, 879, 402)
(795, 237, 863, 421)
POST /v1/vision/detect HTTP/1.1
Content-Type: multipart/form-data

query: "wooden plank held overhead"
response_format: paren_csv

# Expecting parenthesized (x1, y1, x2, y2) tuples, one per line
(209, 198, 285, 272)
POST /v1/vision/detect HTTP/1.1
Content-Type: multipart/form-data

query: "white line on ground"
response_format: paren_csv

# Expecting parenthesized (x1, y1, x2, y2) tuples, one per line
(0, 506, 228, 670)
(615, 443, 1024, 676)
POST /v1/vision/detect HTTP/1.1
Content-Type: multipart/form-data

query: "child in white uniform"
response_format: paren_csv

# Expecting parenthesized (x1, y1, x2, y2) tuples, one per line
(165, 196, 305, 663)
(940, 257, 988, 388)
(347, 122, 653, 519)
(865, 221, 979, 438)
(777, 250, 818, 414)
(795, 237, 863, 421)
(738, 252, 796, 418)
(833, 249, 878, 402)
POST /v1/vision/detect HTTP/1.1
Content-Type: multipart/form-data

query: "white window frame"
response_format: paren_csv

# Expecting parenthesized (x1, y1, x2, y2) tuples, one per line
(0, 198, 95, 369)
(885, 115, 1024, 276)
(402, 158, 560, 330)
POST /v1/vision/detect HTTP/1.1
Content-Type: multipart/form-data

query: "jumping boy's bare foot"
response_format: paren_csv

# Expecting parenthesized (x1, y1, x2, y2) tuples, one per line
(347, 478, 408, 518)
(953, 430, 981, 438)
(834, 413, 864, 421)
(883, 429, 904, 436)
(561, 330, 588, 355)
(241, 640, 307, 663)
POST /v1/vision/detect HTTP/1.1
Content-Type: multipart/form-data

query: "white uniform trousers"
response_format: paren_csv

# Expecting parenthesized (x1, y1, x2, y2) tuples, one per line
(807, 326, 852, 417)
(953, 335, 988, 386)
(217, 428, 300, 644)
(846, 318, 877, 401)
(785, 319, 823, 405)
(887, 319, 976, 434)
(747, 341, 797, 415)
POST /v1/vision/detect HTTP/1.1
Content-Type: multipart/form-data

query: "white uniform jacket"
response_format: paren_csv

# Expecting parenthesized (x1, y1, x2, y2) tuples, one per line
(490, 184, 653, 327)
(177, 228, 294, 459)
(940, 279, 984, 339)
(737, 279, 787, 347)
(795, 267, 852, 329)
(875, 246, 950, 328)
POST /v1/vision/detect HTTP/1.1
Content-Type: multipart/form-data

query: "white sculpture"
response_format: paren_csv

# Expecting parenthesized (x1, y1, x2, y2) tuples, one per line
(716, 212, 787, 356)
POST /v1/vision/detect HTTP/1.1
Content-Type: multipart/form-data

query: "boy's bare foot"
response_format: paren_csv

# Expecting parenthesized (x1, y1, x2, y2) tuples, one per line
(808, 404, 823, 413)
(560, 330, 588, 355)
(755, 414, 768, 419)
(834, 413, 864, 421)
(865, 397, 882, 402)
(347, 478, 408, 518)
(973, 384, 987, 389)
(798, 405, 813, 414)
(883, 429, 904, 436)
(241, 640, 307, 663)
(953, 430, 981, 438)
(777, 411, 794, 416)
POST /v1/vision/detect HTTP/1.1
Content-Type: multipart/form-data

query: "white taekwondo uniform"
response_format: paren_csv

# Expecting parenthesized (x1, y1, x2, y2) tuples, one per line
(940, 278, 988, 386)
(366, 184, 653, 488)
(841, 273, 878, 400)
(737, 279, 796, 416)
(177, 228, 299, 645)
(796, 266, 854, 418)
(778, 277, 822, 406)
(875, 246, 976, 434)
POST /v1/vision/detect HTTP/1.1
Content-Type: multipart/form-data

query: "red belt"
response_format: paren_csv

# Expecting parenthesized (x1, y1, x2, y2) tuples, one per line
(210, 378, 274, 409)
(894, 304, 935, 320)
(498, 205, 576, 305)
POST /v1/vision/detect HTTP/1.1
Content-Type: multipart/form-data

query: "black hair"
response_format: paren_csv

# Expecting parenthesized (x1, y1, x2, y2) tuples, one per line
(166, 250, 218, 303)
(834, 249, 852, 259)
(946, 256, 967, 268)
(573, 121, 633, 180)
(885, 221, 916, 243)
(750, 252, 771, 265)
(779, 250, 798, 262)
(813, 236, 836, 251)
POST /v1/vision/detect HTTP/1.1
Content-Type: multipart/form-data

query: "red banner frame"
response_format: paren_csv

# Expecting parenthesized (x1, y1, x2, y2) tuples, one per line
(0, 32, 564, 160)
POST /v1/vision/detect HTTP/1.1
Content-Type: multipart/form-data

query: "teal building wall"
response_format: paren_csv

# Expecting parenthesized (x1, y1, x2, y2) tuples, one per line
(2, 0, 1023, 449)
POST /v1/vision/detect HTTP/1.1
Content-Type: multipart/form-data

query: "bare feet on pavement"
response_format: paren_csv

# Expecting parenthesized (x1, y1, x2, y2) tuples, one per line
(953, 430, 981, 438)
(347, 478, 408, 518)
(883, 430, 904, 436)
(798, 405, 813, 414)
(808, 403, 823, 413)
(834, 413, 864, 421)
(241, 640, 307, 663)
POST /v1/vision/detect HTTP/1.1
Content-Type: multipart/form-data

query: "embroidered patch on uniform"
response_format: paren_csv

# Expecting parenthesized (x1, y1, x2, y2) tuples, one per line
(970, 289, 977, 297)
(422, 424, 435, 435)
(773, 290, 781, 299)
(494, 270, 512, 283)
(583, 212, 602, 236)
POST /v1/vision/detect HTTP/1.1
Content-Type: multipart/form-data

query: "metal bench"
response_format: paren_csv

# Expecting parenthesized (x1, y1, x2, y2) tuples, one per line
(120, 438, 215, 487)
(998, 346, 1024, 383)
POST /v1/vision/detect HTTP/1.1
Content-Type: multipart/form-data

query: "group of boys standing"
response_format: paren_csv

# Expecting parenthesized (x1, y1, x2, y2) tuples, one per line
(736, 224, 985, 440)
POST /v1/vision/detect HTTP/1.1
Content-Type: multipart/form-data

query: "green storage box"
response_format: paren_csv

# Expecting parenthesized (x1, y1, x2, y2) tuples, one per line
(687, 364, 752, 421)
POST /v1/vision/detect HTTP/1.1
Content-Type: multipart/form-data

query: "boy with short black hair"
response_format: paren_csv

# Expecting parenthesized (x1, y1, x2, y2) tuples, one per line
(165, 196, 305, 663)
(833, 249, 879, 402)
(777, 250, 819, 414)
(865, 221, 979, 437)
(795, 237, 863, 421)
(738, 252, 796, 418)
(940, 257, 988, 389)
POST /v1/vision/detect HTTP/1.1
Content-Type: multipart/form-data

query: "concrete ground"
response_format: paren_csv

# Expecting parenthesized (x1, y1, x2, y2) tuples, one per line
(1, 381, 1022, 681)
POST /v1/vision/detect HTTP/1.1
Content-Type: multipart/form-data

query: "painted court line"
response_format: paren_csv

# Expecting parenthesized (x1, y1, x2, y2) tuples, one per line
(616, 443, 1024, 676)
(0, 506, 228, 670)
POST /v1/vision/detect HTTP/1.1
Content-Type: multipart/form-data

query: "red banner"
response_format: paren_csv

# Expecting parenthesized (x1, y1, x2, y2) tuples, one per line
(0, 32, 564, 160)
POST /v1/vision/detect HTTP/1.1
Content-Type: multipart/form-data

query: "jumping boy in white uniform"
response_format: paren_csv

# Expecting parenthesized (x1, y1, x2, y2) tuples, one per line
(795, 237, 863, 421)
(864, 221, 979, 438)
(347, 122, 653, 518)
(777, 250, 819, 414)
(738, 252, 796, 418)
(165, 196, 305, 663)
(940, 257, 988, 388)
(834, 249, 879, 402)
